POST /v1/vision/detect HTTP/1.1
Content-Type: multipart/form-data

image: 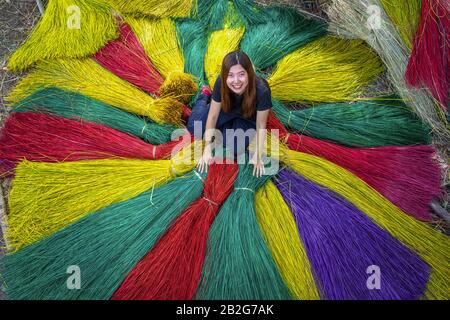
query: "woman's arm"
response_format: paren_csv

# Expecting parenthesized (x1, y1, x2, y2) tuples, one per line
(203, 99, 221, 143)
(252, 109, 270, 177)
(197, 99, 221, 173)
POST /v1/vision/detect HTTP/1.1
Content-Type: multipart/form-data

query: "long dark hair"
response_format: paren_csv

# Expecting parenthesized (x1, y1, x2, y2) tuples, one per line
(220, 50, 257, 119)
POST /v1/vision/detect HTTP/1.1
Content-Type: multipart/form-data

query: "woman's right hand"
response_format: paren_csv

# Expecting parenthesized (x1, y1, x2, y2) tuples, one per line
(197, 144, 213, 173)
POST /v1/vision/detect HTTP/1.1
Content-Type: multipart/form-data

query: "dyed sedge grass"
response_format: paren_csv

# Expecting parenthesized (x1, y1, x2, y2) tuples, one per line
(240, 5, 327, 70)
(105, 0, 196, 18)
(7, 58, 184, 126)
(12, 88, 176, 145)
(406, 0, 449, 112)
(0, 112, 190, 175)
(95, 23, 164, 95)
(268, 36, 384, 103)
(276, 144, 450, 300)
(7, 0, 118, 72)
(125, 16, 198, 104)
(112, 161, 238, 300)
(327, 0, 449, 141)
(380, 0, 422, 50)
(270, 97, 431, 147)
(3, 170, 206, 299)
(204, 26, 246, 87)
(176, 18, 208, 83)
(5, 140, 203, 251)
(195, 163, 292, 300)
(255, 181, 320, 300)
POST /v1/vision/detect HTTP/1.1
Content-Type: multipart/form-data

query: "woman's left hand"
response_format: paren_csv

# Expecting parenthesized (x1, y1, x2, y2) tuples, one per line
(250, 155, 265, 177)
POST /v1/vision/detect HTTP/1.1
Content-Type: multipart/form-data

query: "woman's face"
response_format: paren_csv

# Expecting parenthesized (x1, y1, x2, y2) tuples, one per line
(226, 64, 248, 96)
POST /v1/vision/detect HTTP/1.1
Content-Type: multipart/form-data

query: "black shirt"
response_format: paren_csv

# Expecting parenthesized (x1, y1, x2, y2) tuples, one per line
(211, 75, 273, 122)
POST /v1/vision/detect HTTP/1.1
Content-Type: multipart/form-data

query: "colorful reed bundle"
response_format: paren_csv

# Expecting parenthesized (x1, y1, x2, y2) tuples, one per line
(176, 18, 208, 83)
(204, 23, 246, 87)
(275, 169, 430, 299)
(380, 0, 422, 50)
(6, 58, 184, 126)
(5, 140, 201, 251)
(125, 16, 198, 104)
(0, 112, 189, 174)
(3, 170, 207, 299)
(240, 6, 327, 70)
(277, 146, 450, 299)
(105, 0, 196, 18)
(327, 0, 449, 140)
(6, 0, 117, 71)
(255, 181, 320, 299)
(270, 97, 431, 147)
(267, 36, 384, 103)
(112, 161, 238, 300)
(230, 0, 271, 27)
(406, 0, 449, 112)
(95, 23, 164, 94)
(265, 114, 438, 222)
(195, 163, 292, 300)
(197, 0, 230, 31)
(284, 133, 441, 221)
(13, 88, 176, 145)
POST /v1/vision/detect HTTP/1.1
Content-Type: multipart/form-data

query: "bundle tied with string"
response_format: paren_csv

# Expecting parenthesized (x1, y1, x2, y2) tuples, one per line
(379, 0, 422, 50)
(3, 168, 209, 300)
(112, 161, 238, 300)
(275, 169, 430, 299)
(195, 163, 292, 300)
(204, 14, 246, 87)
(267, 114, 441, 221)
(5, 140, 202, 251)
(240, 5, 327, 70)
(6, 0, 118, 72)
(6, 58, 184, 126)
(12, 88, 176, 145)
(326, 0, 449, 140)
(255, 181, 320, 299)
(95, 23, 164, 94)
(267, 36, 384, 103)
(285, 133, 441, 222)
(270, 97, 431, 147)
(125, 16, 198, 104)
(405, 0, 449, 112)
(0, 112, 191, 175)
(274, 144, 450, 299)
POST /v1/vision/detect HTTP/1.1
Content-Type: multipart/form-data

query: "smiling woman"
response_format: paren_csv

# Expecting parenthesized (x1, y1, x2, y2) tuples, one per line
(187, 50, 272, 176)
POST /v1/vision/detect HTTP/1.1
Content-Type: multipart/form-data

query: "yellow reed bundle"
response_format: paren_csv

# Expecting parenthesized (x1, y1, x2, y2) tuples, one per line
(267, 36, 384, 103)
(204, 27, 246, 87)
(380, 0, 422, 49)
(275, 143, 450, 300)
(6, 58, 183, 126)
(125, 16, 198, 104)
(255, 181, 320, 300)
(7, 0, 118, 72)
(106, 0, 196, 18)
(6, 140, 202, 252)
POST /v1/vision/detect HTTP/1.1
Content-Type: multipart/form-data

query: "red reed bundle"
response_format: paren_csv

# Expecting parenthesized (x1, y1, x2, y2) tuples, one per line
(0, 112, 190, 175)
(406, 0, 449, 111)
(267, 114, 441, 221)
(112, 161, 238, 300)
(95, 23, 164, 94)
